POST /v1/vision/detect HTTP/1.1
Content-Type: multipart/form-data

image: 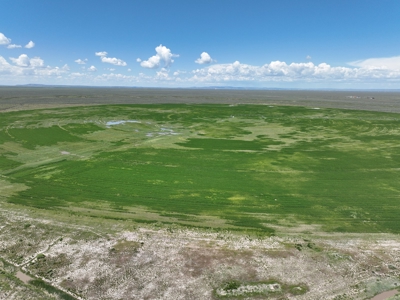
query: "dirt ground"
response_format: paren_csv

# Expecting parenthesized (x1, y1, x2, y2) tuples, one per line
(0, 205, 399, 300)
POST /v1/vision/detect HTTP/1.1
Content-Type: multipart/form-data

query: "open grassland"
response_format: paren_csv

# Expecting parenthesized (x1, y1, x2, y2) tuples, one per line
(1, 104, 400, 234)
(1, 90, 400, 300)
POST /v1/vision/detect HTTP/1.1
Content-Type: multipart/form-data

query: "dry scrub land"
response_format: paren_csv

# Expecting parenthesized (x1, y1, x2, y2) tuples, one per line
(1, 88, 400, 299)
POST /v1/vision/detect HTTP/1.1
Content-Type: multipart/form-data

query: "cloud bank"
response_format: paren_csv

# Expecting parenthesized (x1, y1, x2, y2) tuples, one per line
(1, 44, 400, 87)
(349, 55, 400, 70)
(189, 59, 400, 83)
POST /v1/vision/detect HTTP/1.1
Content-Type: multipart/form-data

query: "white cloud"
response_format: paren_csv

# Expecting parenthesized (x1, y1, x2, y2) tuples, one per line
(195, 52, 215, 64)
(0, 33, 11, 45)
(75, 58, 87, 65)
(100, 56, 127, 66)
(87, 65, 97, 72)
(139, 45, 178, 69)
(189, 59, 400, 83)
(94, 73, 136, 83)
(29, 57, 44, 67)
(348, 55, 400, 70)
(306, 55, 312, 60)
(95, 51, 107, 57)
(0, 56, 18, 74)
(0, 55, 67, 80)
(3, 51, 400, 87)
(10, 54, 31, 67)
(9, 54, 44, 68)
(127, 68, 131, 72)
(156, 68, 170, 79)
(70, 72, 86, 77)
(140, 55, 160, 69)
(95, 51, 127, 66)
(7, 44, 22, 49)
(140, 56, 160, 69)
(25, 41, 35, 49)
(173, 70, 186, 76)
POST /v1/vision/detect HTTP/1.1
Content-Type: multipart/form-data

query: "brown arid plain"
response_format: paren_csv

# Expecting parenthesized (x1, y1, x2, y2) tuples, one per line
(1, 87, 400, 300)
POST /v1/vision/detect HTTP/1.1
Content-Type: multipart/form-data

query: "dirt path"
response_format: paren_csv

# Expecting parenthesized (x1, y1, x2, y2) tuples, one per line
(371, 289, 399, 300)
(15, 270, 32, 284)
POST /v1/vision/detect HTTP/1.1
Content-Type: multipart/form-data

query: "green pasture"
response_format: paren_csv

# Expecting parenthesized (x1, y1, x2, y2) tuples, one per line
(1, 104, 400, 233)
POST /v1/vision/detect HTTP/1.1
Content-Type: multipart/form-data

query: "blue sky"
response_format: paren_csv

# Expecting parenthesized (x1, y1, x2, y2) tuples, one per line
(1, 0, 400, 88)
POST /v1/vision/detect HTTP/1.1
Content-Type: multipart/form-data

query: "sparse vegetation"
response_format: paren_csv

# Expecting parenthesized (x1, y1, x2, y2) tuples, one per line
(1, 88, 400, 299)
(215, 279, 309, 298)
(30, 279, 77, 300)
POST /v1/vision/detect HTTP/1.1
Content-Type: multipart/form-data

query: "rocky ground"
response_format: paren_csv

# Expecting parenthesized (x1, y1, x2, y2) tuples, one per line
(1, 206, 399, 300)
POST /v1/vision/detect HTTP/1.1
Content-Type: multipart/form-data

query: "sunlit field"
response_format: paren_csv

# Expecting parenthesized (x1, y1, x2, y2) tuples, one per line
(2, 104, 400, 234)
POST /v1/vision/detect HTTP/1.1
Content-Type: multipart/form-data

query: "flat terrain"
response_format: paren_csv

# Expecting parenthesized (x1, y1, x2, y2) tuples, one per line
(1, 87, 400, 113)
(1, 87, 400, 299)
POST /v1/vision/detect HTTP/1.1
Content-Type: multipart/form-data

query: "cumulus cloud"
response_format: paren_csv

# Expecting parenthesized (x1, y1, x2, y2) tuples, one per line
(195, 52, 215, 64)
(139, 45, 178, 69)
(7, 44, 22, 49)
(75, 58, 87, 65)
(25, 41, 35, 49)
(10, 54, 31, 67)
(0, 55, 67, 80)
(348, 55, 400, 70)
(101, 56, 127, 66)
(3, 49, 400, 87)
(29, 57, 44, 67)
(95, 51, 127, 66)
(306, 55, 312, 60)
(0, 33, 11, 45)
(140, 55, 160, 69)
(9, 54, 44, 68)
(95, 51, 107, 57)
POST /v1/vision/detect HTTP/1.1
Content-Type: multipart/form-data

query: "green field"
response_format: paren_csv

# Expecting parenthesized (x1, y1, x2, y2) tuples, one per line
(1, 104, 400, 233)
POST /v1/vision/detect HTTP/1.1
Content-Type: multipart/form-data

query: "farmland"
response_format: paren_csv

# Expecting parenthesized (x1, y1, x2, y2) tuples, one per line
(1, 88, 400, 299)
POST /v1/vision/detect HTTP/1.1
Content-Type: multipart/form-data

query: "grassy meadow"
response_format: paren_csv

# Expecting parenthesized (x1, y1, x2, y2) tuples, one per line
(1, 104, 400, 234)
